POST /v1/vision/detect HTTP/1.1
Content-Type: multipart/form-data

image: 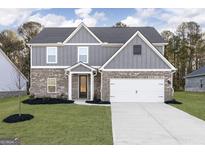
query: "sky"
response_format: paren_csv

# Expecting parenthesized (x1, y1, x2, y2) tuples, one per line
(0, 8, 205, 32)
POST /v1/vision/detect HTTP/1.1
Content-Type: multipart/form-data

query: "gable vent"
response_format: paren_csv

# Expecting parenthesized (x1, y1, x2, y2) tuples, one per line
(133, 45, 141, 55)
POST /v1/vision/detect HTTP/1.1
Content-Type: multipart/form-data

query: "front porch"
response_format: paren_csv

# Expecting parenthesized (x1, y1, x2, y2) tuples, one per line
(65, 62, 98, 101)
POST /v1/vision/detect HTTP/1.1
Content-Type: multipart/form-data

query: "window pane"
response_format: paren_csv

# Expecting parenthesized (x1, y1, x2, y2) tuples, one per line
(78, 47, 88, 55)
(78, 47, 88, 63)
(79, 55, 87, 63)
(48, 55, 56, 63)
(48, 86, 56, 93)
(47, 47, 57, 63)
(48, 78, 56, 86)
(47, 47, 57, 55)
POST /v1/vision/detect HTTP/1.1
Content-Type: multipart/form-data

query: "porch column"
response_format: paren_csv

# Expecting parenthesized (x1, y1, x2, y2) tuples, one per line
(90, 72, 94, 100)
(68, 73, 72, 100)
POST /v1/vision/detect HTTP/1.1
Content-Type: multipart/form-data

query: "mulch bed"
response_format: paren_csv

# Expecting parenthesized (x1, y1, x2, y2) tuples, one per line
(86, 99, 110, 104)
(22, 98, 74, 105)
(3, 114, 34, 123)
(165, 99, 182, 104)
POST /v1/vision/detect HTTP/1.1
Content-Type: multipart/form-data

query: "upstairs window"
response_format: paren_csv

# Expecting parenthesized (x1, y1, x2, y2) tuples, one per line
(47, 47, 57, 64)
(78, 47, 89, 63)
(133, 45, 142, 55)
(47, 78, 56, 93)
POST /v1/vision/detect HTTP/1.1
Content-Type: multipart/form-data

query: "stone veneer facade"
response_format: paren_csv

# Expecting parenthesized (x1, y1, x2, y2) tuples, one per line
(30, 69, 172, 101)
(30, 69, 101, 99)
(101, 71, 173, 101)
(30, 69, 68, 98)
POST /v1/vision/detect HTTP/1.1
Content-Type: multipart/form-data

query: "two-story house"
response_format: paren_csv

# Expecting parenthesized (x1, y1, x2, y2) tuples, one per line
(28, 22, 176, 103)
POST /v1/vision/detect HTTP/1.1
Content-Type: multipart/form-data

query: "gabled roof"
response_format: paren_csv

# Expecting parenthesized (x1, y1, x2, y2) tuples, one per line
(100, 31, 176, 71)
(185, 66, 205, 78)
(29, 26, 165, 44)
(0, 49, 28, 81)
(65, 61, 96, 72)
(63, 23, 102, 43)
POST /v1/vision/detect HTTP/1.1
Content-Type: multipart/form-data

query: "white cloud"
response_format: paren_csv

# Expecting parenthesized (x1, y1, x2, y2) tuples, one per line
(0, 8, 106, 28)
(0, 9, 35, 26)
(121, 9, 157, 27)
(121, 8, 205, 32)
(27, 8, 106, 27)
(75, 8, 92, 18)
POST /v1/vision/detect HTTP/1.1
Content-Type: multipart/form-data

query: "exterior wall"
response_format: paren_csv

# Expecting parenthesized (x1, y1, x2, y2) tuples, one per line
(0, 50, 27, 91)
(66, 26, 99, 43)
(71, 65, 91, 72)
(105, 35, 169, 69)
(72, 74, 78, 99)
(94, 72, 101, 99)
(101, 71, 172, 102)
(154, 45, 164, 55)
(32, 45, 119, 66)
(185, 76, 205, 92)
(30, 69, 68, 98)
(0, 91, 27, 98)
(30, 68, 101, 100)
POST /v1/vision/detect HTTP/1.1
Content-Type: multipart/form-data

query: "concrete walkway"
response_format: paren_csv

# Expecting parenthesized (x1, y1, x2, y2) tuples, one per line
(111, 102, 205, 145)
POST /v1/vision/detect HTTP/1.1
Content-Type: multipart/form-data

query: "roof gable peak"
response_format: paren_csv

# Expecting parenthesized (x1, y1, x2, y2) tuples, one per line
(63, 22, 102, 44)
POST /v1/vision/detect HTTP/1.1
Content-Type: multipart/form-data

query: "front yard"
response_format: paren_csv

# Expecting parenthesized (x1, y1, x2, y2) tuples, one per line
(0, 96, 113, 144)
(173, 91, 205, 121)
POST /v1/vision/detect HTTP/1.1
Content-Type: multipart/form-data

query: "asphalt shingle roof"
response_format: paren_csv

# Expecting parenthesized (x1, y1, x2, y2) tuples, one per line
(186, 66, 205, 78)
(29, 27, 165, 44)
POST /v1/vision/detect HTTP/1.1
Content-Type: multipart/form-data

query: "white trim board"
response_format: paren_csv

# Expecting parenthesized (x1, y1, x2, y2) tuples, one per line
(63, 22, 102, 44)
(65, 61, 96, 71)
(0, 48, 28, 81)
(27, 43, 64, 46)
(31, 66, 70, 69)
(102, 69, 172, 72)
(100, 31, 176, 71)
(153, 43, 168, 46)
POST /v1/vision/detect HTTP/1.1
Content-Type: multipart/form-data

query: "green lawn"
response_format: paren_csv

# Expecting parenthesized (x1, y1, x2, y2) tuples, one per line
(173, 91, 205, 121)
(0, 96, 113, 145)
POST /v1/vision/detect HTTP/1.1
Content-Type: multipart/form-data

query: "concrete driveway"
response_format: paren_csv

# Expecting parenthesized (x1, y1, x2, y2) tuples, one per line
(111, 102, 205, 145)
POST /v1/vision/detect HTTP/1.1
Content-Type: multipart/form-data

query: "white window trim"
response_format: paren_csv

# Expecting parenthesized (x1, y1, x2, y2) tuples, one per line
(47, 78, 57, 93)
(77, 46, 89, 63)
(46, 47, 58, 64)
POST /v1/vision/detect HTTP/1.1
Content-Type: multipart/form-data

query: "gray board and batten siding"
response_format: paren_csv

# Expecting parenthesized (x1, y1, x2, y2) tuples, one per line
(32, 46, 120, 66)
(104, 34, 170, 69)
(66, 26, 99, 43)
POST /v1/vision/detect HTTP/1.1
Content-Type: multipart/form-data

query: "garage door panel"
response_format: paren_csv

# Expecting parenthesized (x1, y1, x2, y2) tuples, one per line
(110, 79, 164, 103)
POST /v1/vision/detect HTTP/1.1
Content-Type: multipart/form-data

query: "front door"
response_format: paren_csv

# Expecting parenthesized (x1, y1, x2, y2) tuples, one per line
(79, 75, 87, 98)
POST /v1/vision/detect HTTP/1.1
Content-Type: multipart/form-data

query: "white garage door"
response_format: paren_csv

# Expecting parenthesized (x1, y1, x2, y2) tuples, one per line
(110, 79, 164, 103)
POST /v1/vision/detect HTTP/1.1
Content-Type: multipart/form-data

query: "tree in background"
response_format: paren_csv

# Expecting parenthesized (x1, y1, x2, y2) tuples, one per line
(18, 21, 43, 43)
(162, 21, 205, 90)
(113, 22, 128, 27)
(17, 21, 43, 80)
(0, 21, 43, 82)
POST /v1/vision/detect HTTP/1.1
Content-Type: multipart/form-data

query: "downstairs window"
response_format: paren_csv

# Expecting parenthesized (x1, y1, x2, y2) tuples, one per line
(47, 78, 56, 93)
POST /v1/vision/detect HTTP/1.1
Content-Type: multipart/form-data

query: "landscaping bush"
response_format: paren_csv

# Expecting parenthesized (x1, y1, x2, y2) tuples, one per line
(22, 97, 74, 105)
(86, 98, 110, 104)
(165, 99, 182, 104)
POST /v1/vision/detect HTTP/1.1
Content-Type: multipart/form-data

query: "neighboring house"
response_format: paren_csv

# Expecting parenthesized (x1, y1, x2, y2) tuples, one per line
(28, 22, 176, 103)
(0, 49, 28, 98)
(185, 66, 205, 92)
